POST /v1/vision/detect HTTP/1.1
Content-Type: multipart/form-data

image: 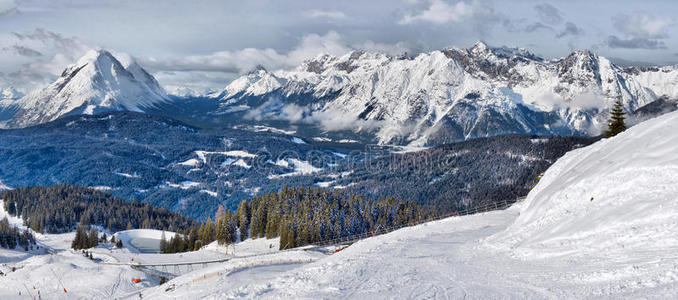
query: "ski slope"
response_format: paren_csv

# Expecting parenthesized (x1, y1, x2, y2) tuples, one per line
(0, 200, 154, 299)
(488, 108, 678, 260)
(142, 205, 676, 299)
(137, 110, 678, 299)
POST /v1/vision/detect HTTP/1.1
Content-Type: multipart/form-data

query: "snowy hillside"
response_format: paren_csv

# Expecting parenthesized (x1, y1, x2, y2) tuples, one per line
(215, 42, 678, 145)
(0, 195, 316, 299)
(5, 50, 169, 128)
(487, 106, 678, 259)
(137, 206, 678, 298)
(127, 111, 678, 298)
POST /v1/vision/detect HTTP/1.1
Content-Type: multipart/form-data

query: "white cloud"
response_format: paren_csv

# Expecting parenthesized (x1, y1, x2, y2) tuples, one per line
(0, 28, 92, 91)
(142, 48, 287, 74)
(606, 36, 666, 50)
(0, 27, 409, 93)
(569, 90, 606, 110)
(556, 22, 584, 38)
(400, 0, 480, 24)
(141, 31, 412, 91)
(0, 0, 17, 15)
(302, 9, 346, 20)
(244, 97, 383, 132)
(154, 70, 236, 95)
(613, 12, 675, 39)
(534, 3, 563, 25)
(529, 89, 605, 111)
(142, 31, 350, 75)
(306, 108, 382, 132)
(358, 40, 412, 56)
(286, 31, 352, 65)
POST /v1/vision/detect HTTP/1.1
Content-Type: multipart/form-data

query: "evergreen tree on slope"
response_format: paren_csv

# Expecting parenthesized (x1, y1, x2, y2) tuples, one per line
(605, 97, 627, 137)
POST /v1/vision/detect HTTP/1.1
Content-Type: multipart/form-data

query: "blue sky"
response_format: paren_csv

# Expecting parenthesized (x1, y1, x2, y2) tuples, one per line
(0, 0, 677, 93)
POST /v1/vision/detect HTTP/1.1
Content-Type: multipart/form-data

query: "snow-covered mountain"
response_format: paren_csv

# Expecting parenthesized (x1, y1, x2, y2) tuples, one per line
(0, 87, 23, 124)
(5, 50, 169, 128)
(0, 87, 23, 101)
(214, 42, 678, 145)
(168, 86, 211, 98)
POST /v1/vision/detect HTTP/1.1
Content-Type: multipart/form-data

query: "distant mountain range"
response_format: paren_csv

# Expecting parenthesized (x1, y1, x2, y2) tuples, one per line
(1, 42, 677, 145)
(213, 41, 678, 145)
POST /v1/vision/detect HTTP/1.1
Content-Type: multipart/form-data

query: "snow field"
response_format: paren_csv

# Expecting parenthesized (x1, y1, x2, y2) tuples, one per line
(488, 108, 678, 259)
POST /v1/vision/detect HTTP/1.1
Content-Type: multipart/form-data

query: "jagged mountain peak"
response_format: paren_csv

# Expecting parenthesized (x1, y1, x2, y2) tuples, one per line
(78, 49, 117, 64)
(469, 40, 490, 53)
(66, 50, 133, 80)
(446, 41, 545, 62)
(300, 53, 340, 74)
(214, 64, 284, 100)
(467, 41, 544, 62)
(296, 50, 391, 75)
(5, 49, 168, 128)
(556, 49, 607, 86)
(562, 49, 598, 63)
(245, 64, 269, 76)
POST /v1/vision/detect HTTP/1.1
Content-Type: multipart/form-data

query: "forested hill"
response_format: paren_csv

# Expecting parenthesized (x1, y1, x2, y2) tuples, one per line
(0, 185, 197, 234)
(331, 134, 599, 211)
(188, 186, 432, 252)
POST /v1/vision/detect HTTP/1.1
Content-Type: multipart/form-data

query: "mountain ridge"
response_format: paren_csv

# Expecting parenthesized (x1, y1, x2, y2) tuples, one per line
(3, 43, 678, 146)
(213, 41, 678, 145)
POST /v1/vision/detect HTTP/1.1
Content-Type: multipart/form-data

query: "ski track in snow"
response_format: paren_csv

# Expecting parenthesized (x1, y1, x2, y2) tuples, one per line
(170, 206, 674, 299)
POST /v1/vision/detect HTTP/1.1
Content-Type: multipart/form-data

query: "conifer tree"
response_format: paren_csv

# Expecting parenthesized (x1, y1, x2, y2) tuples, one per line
(88, 227, 99, 248)
(159, 231, 168, 253)
(605, 97, 626, 137)
(6, 200, 15, 215)
(216, 217, 227, 245)
(168, 234, 186, 253)
(188, 227, 198, 250)
(236, 200, 250, 238)
(71, 225, 89, 250)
